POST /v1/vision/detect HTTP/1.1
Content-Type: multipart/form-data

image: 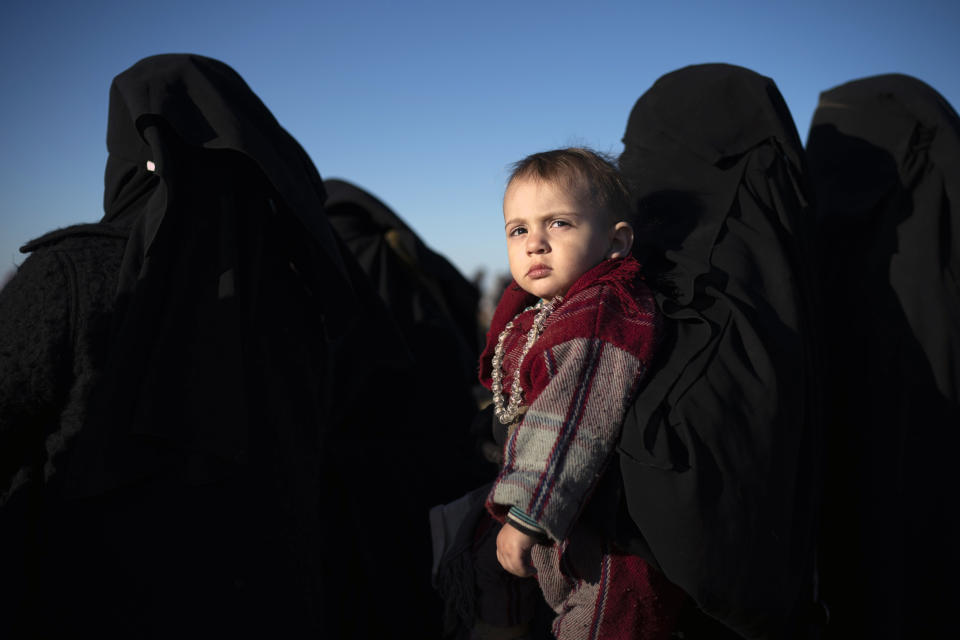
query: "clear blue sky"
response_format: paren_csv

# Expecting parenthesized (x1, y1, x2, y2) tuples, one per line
(2, 0, 958, 289)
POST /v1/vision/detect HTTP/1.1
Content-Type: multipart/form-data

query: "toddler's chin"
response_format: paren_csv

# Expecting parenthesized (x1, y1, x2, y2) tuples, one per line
(521, 278, 563, 302)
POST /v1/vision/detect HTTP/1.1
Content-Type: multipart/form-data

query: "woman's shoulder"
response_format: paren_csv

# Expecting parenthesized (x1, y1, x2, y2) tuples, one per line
(20, 223, 128, 255)
(19, 223, 128, 278)
(10, 223, 127, 314)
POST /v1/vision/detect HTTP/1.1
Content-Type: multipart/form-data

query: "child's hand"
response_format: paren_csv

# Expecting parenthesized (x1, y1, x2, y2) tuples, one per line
(496, 523, 537, 577)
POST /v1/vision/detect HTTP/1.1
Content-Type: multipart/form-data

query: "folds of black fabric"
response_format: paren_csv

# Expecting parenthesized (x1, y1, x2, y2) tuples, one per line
(321, 178, 490, 485)
(616, 64, 825, 639)
(806, 74, 960, 639)
(323, 178, 483, 397)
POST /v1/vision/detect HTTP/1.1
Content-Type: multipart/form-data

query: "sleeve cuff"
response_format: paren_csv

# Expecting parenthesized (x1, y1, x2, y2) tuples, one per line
(506, 506, 552, 545)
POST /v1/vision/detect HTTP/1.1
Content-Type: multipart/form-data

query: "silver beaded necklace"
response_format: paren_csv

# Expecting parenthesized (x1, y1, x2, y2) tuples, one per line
(491, 296, 562, 425)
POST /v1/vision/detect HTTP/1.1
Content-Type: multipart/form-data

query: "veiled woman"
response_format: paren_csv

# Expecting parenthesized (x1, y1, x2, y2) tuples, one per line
(323, 177, 484, 430)
(0, 54, 413, 638)
(805, 74, 960, 639)
(616, 63, 825, 639)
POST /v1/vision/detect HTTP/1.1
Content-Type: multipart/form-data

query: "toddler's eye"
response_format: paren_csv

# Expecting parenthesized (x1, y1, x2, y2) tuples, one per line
(550, 219, 571, 228)
(509, 226, 527, 236)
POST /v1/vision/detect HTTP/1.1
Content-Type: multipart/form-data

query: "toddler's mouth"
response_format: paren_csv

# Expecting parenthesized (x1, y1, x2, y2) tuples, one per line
(527, 264, 552, 279)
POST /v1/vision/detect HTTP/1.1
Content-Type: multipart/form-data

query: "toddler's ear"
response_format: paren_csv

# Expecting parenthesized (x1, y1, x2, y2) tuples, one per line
(607, 221, 634, 259)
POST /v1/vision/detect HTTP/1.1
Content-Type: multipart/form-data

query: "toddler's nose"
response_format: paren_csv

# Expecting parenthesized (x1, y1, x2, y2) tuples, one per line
(525, 229, 549, 254)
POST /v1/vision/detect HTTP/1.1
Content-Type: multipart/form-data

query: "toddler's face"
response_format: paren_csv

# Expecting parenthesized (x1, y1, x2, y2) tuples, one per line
(503, 177, 617, 302)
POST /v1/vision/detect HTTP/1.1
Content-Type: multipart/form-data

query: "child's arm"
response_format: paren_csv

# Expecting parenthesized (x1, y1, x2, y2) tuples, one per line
(489, 335, 646, 542)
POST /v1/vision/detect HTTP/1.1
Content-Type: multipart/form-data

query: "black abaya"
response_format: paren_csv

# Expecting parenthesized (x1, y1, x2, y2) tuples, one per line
(0, 53, 415, 639)
(617, 63, 825, 640)
(806, 73, 960, 639)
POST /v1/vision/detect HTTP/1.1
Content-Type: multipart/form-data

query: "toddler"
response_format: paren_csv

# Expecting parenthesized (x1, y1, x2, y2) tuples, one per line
(479, 148, 685, 640)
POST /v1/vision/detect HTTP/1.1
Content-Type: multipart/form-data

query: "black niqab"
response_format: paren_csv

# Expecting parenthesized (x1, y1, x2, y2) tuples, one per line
(104, 53, 345, 273)
(63, 54, 411, 497)
(617, 64, 824, 639)
(806, 74, 960, 639)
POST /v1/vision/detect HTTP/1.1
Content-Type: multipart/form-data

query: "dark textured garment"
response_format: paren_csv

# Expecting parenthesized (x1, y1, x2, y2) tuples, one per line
(805, 74, 960, 639)
(617, 64, 825, 639)
(0, 54, 421, 639)
(1, 223, 335, 638)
